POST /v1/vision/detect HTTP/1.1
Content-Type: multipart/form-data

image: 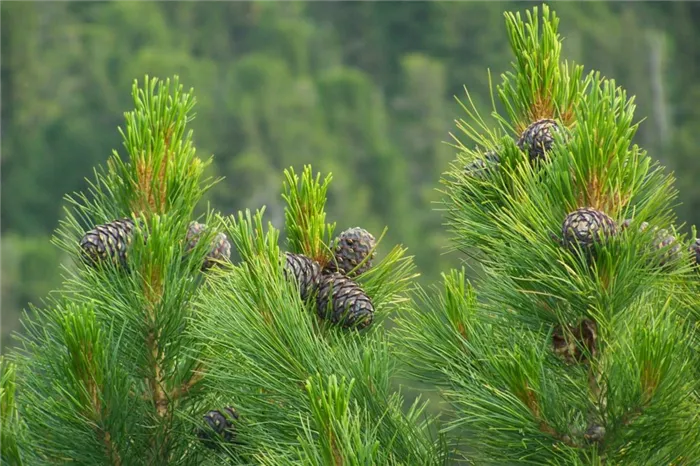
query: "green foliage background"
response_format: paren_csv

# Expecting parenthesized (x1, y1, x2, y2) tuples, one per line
(2, 2, 700, 349)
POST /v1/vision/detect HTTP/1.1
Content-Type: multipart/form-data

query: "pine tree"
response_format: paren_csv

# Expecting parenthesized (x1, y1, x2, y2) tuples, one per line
(397, 4, 700, 464)
(0, 77, 446, 464)
(5, 5, 700, 466)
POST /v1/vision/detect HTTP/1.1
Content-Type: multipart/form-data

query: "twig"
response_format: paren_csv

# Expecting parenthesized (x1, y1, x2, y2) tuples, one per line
(167, 368, 205, 403)
(330, 430, 343, 466)
(102, 432, 122, 466)
(80, 343, 122, 465)
(517, 382, 581, 448)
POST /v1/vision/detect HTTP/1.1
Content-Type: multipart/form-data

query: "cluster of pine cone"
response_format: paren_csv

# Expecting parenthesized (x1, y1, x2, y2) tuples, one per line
(460, 118, 700, 357)
(79, 218, 231, 272)
(550, 212, 688, 365)
(464, 118, 561, 177)
(555, 208, 688, 269)
(283, 227, 377, 329)
(460, 116, 694, 268)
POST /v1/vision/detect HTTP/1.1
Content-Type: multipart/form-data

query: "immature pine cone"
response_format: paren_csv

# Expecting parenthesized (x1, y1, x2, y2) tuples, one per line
(584, 424, 606, 444)
(622, 219, 681, 268)
(316, 272, 374, 329)
(621, 219, 648, 232)
(464, 150, 500, 180)
(517, 119, 560, 163)
(185, 221, 231, 271)
(561, 208, 617, 252)
(690, 239, 700, 266)
(283, 252, 322, 301)
(80, 218, 141, 269)
(329, 227, 376, 277)
(197, 407, 239, 450)
(652, 229, 681, 268)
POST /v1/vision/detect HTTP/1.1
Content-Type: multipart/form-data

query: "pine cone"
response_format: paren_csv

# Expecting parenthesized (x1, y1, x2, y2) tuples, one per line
(197, 407, 239, 450)
(552, 319, 597, 364)
(316, 272, 374, 329)
(464, 150, 500, 180)
(583, 424, 606, 444)
(80, 218, 141, 268)
(690, 239, 700, 266)
(185, 221, 207, 252)
(621, 219, 649, 232)
(329, 227, 376, 277)
(561, 208, 617, 252)
(283, 252, 322, 301)
(652, 229, 681, 268)
(622, 219, 681, 268)
(517, 119, 560, 163)
(185, 222, 231, 271)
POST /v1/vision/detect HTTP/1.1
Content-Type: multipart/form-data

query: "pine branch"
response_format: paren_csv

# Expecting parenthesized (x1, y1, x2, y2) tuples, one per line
(275, 4, 700, 465)
(59, 309, 124, 466)
(398, 244, 700, 463)
(168, 365, 206, 403)
(14, 304, 136, 465)
(300, 374, 382, 465)
(193, 172, 445, 463)
(11, 76, 225, 465)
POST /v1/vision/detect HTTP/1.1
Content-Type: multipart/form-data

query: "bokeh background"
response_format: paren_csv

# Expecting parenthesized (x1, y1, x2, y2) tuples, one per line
(2, 2, 700, 350)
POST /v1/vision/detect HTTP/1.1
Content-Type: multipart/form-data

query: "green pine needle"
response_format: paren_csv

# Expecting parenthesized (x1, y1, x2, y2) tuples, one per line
(282, 165, 337, 265)
(1, 357, 24, 466)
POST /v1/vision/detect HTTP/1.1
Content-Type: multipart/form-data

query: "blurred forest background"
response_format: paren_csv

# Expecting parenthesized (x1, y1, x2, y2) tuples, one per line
(2, 2, 700, 349)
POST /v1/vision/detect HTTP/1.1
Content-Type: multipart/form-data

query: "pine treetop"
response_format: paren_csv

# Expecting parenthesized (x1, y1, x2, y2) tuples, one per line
(399, 3, 700, 464)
